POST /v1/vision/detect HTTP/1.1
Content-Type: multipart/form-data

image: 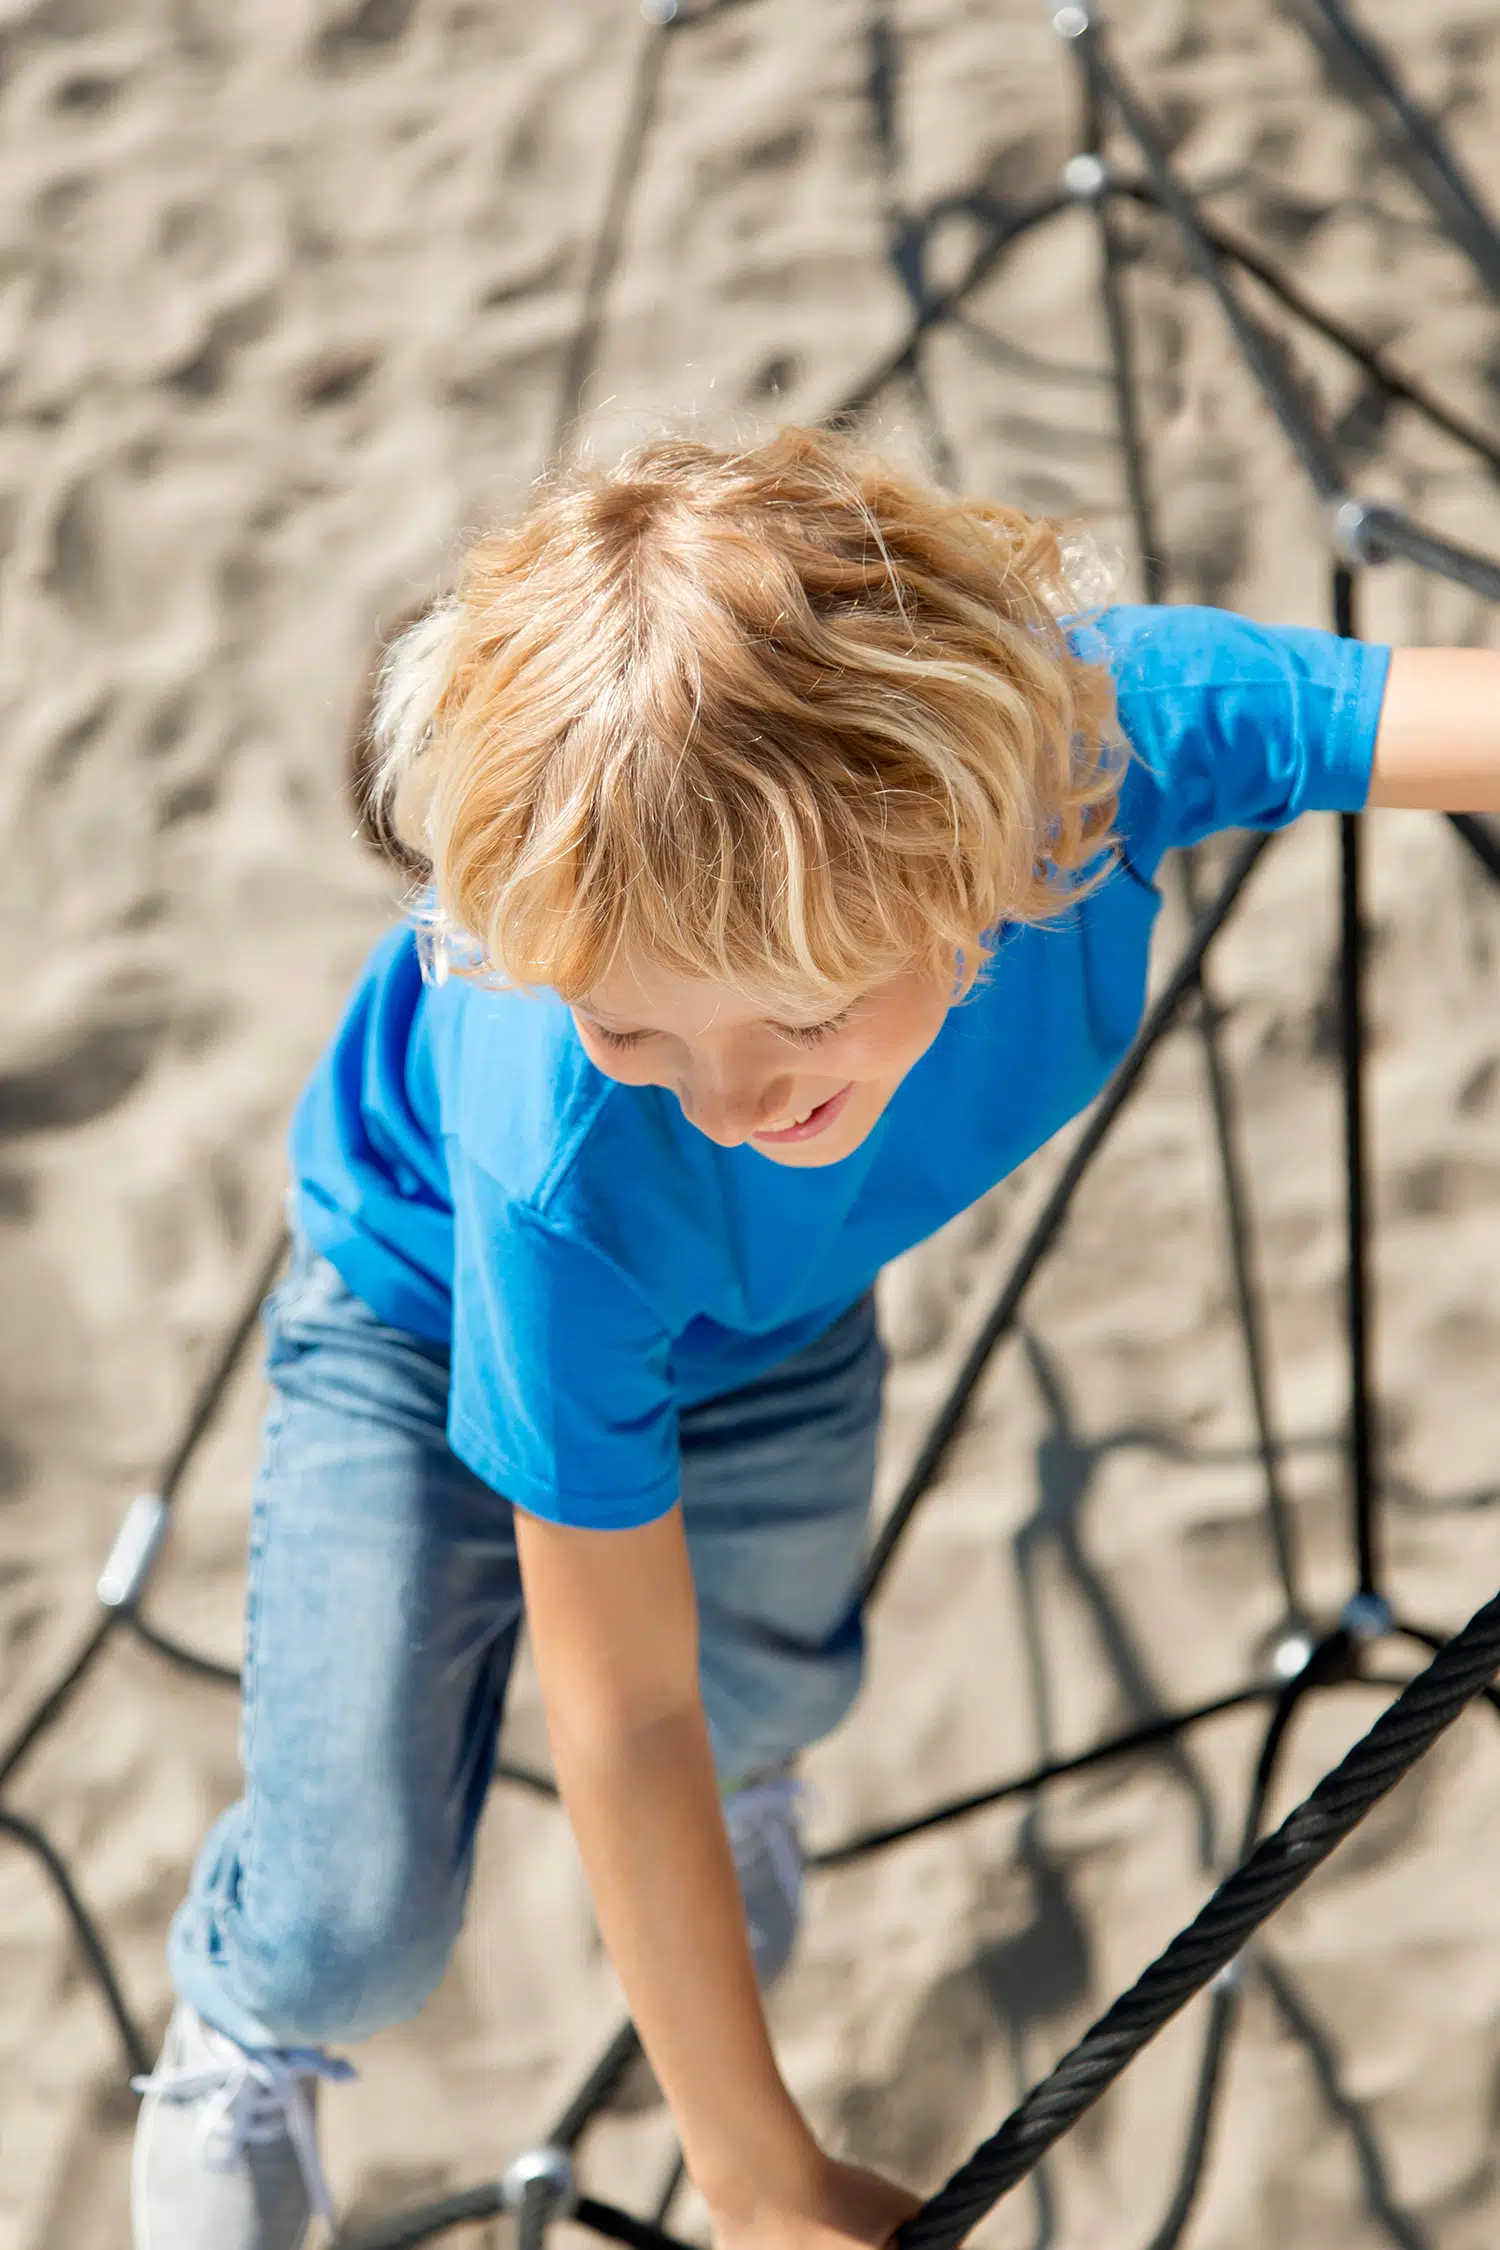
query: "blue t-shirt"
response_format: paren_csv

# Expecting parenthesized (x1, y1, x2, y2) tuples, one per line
(291, 604, 1389, 1527)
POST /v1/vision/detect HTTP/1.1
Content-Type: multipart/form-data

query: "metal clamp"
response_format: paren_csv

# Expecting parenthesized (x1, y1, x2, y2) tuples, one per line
(1269, 1624, 1316, 1682)
(1051, 3, 1092, 37)
(97, 1493, 169, 1611)
(1061, 152, 1111, 202)
(1330, 496, 1393, 567)
(1342, 1590, 1395, 1644)
(501, 2145, 577, 2221)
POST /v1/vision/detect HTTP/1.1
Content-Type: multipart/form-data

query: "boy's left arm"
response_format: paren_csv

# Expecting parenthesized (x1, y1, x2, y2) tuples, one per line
(1368, 647, 1500, 812)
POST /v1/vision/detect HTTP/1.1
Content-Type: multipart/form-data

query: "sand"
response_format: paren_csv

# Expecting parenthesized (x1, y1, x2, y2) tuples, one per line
(2, 0, 1500, 2244)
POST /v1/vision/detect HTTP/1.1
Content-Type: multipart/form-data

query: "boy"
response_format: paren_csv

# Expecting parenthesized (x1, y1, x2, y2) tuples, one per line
(131, 427, 1500, 2250)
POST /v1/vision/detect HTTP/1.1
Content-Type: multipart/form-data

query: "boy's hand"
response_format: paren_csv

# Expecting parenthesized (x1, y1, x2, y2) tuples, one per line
(712, 2156, 922, 2250)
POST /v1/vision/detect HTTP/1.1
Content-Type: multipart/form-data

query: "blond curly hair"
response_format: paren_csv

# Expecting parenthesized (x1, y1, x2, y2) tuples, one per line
(363, 426, 1124, 1008)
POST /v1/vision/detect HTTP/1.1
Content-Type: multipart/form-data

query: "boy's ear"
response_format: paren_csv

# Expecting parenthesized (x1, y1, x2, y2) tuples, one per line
(346, 598, 438, 881)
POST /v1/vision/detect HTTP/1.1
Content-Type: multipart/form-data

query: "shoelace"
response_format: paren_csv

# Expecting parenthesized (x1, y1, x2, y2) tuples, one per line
(133, 2024, 356, 2225)
(723, 1772, 808, 1947)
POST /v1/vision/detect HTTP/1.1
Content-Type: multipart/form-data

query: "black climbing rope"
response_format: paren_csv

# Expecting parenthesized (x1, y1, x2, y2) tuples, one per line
(896, 1589, 1500, 2250)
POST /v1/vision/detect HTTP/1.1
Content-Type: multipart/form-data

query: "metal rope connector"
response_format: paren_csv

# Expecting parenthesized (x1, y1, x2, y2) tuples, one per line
(1061, 153, 1111, 203)
(1270, 1625, 1316, 1681)
(1050, 4, 1092, 38)
(97, 1493, 169, 1611)
(1332, 494, 1500, 600)
(1342, 1590, 1395, 1643)
(1330, 496, 1393, 567)
(502, 2144, 578, 2222)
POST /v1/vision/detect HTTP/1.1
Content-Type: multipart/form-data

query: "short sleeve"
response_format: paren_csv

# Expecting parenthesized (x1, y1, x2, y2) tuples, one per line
(446, 1144, 680, 1529)
(1089, 605, 1393, 880)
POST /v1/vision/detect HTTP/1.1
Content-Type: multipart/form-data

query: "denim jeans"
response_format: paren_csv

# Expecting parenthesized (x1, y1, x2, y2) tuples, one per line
(167, 1234, 884, 2048)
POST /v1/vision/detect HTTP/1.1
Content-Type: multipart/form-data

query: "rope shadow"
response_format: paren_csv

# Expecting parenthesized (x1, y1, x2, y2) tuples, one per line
(860, 0, 962, 486)
(1256, 1949, 1430, 2250)
(1011, 1327, 1221, 1872)
(1284, 0, 1500, 302)
(971, 1809, 1093, 2250)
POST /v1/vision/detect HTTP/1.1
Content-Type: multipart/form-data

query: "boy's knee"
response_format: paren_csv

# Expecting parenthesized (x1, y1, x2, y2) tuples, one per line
(233, 1898, 457, 2046)
(173, 1804, 468, 2047)
(704, 1616, 865, 1780)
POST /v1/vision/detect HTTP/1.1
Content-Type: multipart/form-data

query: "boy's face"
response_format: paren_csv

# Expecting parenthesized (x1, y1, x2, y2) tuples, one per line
(572, 953, 954, 1168)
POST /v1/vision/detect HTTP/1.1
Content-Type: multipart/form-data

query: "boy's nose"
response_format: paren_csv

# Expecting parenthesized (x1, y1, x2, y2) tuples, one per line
(683, 1071, 793, 1145)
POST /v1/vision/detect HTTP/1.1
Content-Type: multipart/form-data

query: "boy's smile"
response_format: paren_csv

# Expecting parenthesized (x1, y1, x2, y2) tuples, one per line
(749, 1081, 857, 1146)
(571, 955, 954, 1168)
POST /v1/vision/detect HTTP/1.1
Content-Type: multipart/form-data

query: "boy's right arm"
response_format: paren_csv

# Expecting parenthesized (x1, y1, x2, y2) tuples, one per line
(513, 1505, 919, 2250)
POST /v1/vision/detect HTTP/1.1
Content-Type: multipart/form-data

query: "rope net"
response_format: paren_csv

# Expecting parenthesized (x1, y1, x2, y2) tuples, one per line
(5, 2, 1500, 2244)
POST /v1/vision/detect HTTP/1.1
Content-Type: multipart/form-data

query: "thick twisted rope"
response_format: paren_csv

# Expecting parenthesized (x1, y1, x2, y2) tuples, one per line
(896, 1586, 1500, 2250)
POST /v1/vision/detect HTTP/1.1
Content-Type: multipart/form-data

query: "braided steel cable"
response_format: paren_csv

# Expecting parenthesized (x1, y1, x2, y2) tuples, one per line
(1115, 1630, 1331, 2248)
(1397, 1625, 1500, 1724)
(895, 1588, 1500, 2250)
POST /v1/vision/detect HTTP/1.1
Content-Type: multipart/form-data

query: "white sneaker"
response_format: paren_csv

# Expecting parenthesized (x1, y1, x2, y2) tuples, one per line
(131, 2002, 354, 2250)
(724, 1770, 806, 1986)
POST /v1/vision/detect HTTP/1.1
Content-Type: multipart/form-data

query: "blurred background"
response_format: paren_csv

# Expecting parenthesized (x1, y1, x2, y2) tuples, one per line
(2, 1, 1500, 2244)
